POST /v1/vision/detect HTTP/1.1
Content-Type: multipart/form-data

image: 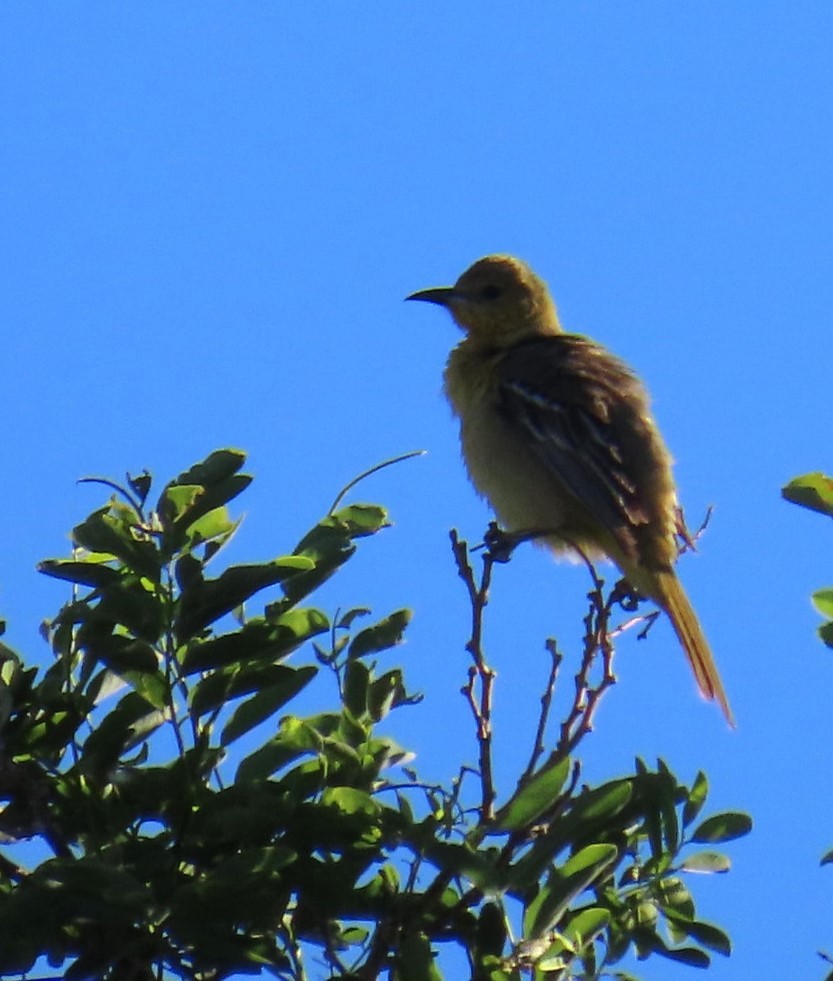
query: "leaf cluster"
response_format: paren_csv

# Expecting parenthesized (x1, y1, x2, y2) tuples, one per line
(0, 449, 750, 980)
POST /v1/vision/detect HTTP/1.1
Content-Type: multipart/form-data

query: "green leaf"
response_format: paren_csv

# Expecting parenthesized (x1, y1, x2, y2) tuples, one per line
(650, 939, 711, 968)
(36, 559, 122, 589)
(70, 505, 161, 580)
(86, 635, 159, 675)
(181, 608, 328, 674)
(818, 621, 833, 648)
(333, 503, 389, 537)
(80, 691, 166, 773)
(171, 448, 248, 489)
(523, 843, 617, 938)
(563, 906, 610, 945)
(175, 558, 314, 640)
(344, 659, 370, 719)
(322, 786, 382, 818)
(662, 911, 731, 955)
(160, 483, 204, 523)
(368, 669, 410, 721)
(220, 667, 317, 745)
(235, 716, 327, 783)
(782, 472, 833, 518)
(348, 609, 411, 660)
(393, 930, 442, 981)
(475, 901, 508, 960)
(508, 779, 632, 889)
(157, 450, 251, 541)
(813, 589, 833, 619)
(494, 757, 571, 831)
(682, 770, 708, 827)
(280, 504, 389, 606)
(680, 849, 731, 873)
(190, 662, 315, 716)
(690, 811, 752, 843)
(418, 839, 502, 894)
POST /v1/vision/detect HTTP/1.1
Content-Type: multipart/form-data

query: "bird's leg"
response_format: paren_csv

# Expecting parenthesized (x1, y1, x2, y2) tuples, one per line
(482, 522, 561, 562)
(610, 576, 643, 612)
(482, 522, 527, 562)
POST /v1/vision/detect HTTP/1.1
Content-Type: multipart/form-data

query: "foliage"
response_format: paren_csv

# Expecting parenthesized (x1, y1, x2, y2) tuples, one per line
(783, 470, 833, 978)
(0, 449, 749, 980)
(783, 472, 833, 650)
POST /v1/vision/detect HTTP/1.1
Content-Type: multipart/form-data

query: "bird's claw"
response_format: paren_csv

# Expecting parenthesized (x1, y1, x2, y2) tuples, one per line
(483, 523, 520, 563)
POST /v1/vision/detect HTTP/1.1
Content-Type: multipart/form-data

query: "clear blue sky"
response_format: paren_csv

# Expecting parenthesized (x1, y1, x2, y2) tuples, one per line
(2, 4, 833, 979)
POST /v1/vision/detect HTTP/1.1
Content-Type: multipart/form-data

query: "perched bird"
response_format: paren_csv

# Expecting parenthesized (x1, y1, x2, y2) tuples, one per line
(406, 254, 733, 724)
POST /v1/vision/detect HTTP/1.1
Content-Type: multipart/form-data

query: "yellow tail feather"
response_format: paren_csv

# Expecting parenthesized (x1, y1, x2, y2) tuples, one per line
(647, 569, 734, 727)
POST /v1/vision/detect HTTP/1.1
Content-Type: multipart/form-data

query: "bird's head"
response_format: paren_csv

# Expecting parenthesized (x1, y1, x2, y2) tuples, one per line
(406, 254, 561, 346)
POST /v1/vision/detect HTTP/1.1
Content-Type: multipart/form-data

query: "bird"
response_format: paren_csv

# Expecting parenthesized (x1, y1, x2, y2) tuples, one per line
(406, 254, 733, 725)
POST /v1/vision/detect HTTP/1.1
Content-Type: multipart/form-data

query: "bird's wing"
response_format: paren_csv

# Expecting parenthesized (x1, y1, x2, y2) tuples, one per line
(497, 335, 667, 558)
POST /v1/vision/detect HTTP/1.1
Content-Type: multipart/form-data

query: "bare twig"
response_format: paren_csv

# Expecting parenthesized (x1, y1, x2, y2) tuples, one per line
(546, 556, 618, 767)
(520, 639, 562, 783)
(676, 504, 714, 555)
(450, 530, 498, 823)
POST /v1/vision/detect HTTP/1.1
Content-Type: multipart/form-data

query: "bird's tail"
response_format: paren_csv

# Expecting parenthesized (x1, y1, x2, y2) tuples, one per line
(651, 568, 734, 727)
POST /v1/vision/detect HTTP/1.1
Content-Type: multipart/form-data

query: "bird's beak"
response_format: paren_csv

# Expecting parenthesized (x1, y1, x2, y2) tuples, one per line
(405, 286, 457, 307)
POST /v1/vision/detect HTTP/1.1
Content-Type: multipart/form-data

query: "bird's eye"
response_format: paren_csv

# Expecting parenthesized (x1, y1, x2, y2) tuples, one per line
(479, 284, 503, 301)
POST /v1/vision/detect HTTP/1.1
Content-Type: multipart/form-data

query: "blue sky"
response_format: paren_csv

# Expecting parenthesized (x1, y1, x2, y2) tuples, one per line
(2, 3, 833, 978)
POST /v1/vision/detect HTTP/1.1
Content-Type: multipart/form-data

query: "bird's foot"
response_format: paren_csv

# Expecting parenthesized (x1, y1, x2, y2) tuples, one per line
(483, 523, 526, 563)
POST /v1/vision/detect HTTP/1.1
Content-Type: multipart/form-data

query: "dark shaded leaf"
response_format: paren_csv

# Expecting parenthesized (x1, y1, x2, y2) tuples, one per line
(70, 505, 161, 580)
(348, 609, 411, 660)
(344, 660, 370, 719)
(176, 558, 314, 640)
(691, 811, 752, 844)
(221, 667, 317, 745)
(393, 930, 443, 981)
(368, 669, 410, 721)
(80, 691, 166, 774)
(662, 911, 731, 955)
(190, 662, 314, 717)
(36, 560, 121, 589)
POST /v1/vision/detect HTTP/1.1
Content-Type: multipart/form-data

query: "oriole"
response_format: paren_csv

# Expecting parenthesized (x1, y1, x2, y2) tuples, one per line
(407, 254, 733, 725)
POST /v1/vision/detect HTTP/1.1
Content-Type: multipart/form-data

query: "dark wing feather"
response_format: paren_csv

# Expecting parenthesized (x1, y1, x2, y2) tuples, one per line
(497, 335, 671, 560)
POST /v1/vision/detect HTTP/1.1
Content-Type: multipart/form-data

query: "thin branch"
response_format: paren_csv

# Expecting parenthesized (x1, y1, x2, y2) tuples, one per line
(676, 504, 714, 555)
(520, 638, 562, 783)
(450, 530, 497, 823)
(327, 449, 425, 514)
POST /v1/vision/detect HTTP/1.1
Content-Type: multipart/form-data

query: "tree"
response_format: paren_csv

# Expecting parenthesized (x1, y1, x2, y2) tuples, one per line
(0, 449, 749, 980)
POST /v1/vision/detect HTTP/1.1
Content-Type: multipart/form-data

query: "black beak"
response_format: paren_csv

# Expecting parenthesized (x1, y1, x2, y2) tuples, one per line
(404, 286, 457, 306)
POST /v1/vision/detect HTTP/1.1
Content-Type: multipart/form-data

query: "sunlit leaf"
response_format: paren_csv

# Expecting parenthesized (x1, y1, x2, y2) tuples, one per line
(782, 472, 833, 518)
(682, 770, 708, 827)
(523, 843, 617, 938)
(680, 849, 731, 874)
(494, 757, 571, 832)
(180, 607, 327, 674)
